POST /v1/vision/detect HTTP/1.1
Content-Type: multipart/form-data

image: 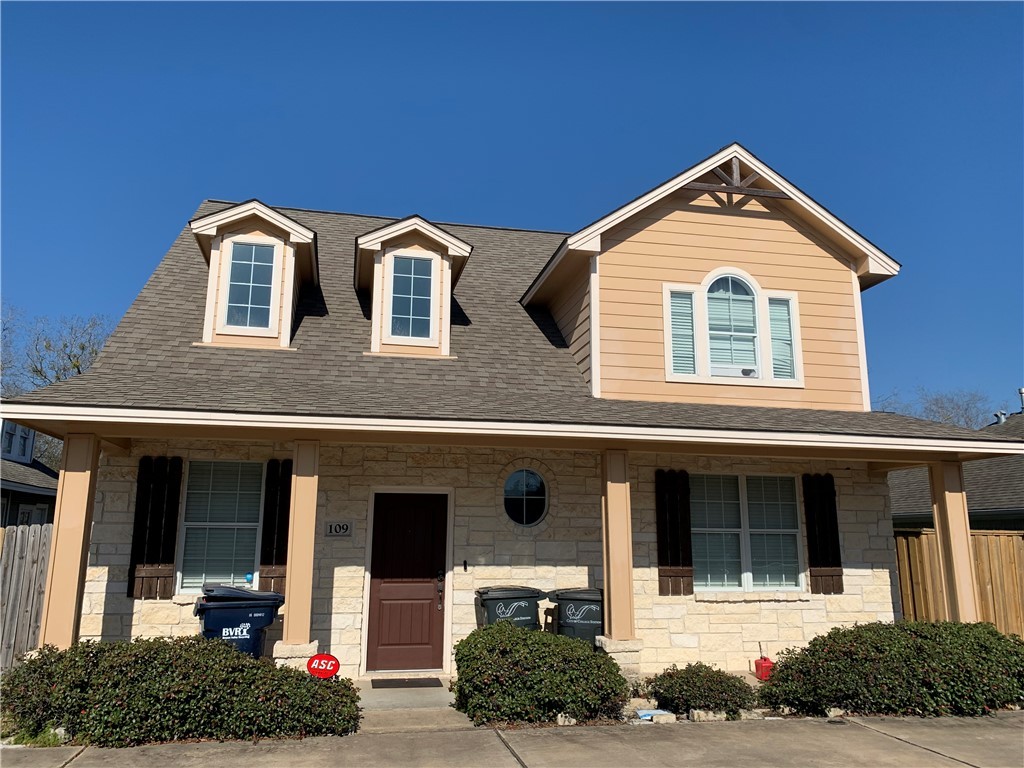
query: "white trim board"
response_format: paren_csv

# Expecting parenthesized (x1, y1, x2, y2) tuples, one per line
(4, 403, 1022, 458)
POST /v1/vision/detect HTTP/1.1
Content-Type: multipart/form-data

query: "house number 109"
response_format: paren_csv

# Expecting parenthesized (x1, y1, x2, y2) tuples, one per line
(326, 521, 353, 537)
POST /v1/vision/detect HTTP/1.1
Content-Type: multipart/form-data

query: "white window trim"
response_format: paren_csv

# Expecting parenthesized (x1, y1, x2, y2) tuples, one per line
(215, 232, 284, 339)
(174, 460, 266, 595)
(662, 267, 805, 388)
(690, 473, 806, 593)
(381, 247, 441, 347)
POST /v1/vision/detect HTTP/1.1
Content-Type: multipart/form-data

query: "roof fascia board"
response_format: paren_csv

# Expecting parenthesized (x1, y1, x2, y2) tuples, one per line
(4, 403, 1022, 459)
(356, 216, 472, 258)
(0, 479, 57, 496)
(191, 200, 315, 243)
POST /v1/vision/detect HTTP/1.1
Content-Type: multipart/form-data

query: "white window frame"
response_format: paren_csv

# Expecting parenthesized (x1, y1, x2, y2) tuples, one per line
(215, 232, 284, 338)
(174, 460, 266, 595)
(662, 267, 805, 388)
(381, 247, 440, 347)
(690, 473, 806, 593)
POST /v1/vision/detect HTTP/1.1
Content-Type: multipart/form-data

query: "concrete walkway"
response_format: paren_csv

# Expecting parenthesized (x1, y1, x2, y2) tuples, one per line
(1, 711, 1021, 768)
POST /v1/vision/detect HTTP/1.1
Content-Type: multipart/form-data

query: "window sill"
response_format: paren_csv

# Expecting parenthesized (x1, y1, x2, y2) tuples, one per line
(664, 373, 804, 389)
(694, 591, 810, 603)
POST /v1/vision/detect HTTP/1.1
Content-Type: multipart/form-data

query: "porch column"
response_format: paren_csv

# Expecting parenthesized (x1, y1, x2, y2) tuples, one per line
(39, 433, 100, 649)
(929, 461, 979, 622)
(601, 449, 636, 640)
(282, 439, 320, 646)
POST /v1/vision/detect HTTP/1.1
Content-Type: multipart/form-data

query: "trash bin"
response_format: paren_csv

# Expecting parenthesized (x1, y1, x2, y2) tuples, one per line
(475, 585, 544, 630)
(551, 587, 604, 647)
(194, 583, 285, 658)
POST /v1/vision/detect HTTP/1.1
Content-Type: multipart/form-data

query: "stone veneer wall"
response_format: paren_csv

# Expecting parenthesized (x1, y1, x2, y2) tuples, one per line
(80, 440, 898, 678)
(630, 453, 900, 673)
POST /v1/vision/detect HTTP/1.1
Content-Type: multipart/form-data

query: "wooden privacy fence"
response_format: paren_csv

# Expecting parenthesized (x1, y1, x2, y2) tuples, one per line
(0, 510, 53, 670)
(895, 529, 1024, 637)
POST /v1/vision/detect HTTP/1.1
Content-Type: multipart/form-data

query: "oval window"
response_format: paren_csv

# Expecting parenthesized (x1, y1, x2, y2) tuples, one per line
(503, 469, 548, 526)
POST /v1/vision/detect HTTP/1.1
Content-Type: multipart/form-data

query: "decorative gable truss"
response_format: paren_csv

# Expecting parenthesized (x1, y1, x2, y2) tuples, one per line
(355, 216, 472, 357)
(191, 200, 318, 349)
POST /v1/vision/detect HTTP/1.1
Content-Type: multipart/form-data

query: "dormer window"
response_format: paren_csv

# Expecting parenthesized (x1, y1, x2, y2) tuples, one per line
(190, 200, 317, 349)
(1, 421, 34, 463)
(355, 215, 472, 357)
(223, 239, 279, 332)
(384, 252, 437, 344)
(663, 268, 804, 387)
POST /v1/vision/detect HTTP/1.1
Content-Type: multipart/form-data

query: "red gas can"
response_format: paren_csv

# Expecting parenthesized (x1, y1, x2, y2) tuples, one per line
(754, 655, 774, 681)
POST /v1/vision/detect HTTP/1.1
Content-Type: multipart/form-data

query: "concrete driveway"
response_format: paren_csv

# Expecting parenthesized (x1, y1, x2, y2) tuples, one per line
(2, 711, 1021, 768)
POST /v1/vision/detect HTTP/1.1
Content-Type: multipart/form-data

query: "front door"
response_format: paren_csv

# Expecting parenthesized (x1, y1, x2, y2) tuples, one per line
(366, 493, 448, 671)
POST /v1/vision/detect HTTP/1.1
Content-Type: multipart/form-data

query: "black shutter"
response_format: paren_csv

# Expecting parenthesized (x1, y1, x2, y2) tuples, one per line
(655, 469, 693, 596)
(802, 473, 844, 594)
(127, 456, 183, 599)
(259, 459, 292, 593)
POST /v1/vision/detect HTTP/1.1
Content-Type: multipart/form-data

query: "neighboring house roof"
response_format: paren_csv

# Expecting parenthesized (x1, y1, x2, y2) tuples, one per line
(7, 199, 1020, 448)
(889, 414, 1024, 526)
(1, 457, 59, 496)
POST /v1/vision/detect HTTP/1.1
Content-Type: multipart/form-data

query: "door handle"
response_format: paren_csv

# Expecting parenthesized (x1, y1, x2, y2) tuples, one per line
(437, 570, 445, 610)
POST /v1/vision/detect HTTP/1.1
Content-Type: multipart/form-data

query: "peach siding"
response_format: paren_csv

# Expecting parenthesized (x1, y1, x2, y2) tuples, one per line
(549, 259, 592, 385)
(375, 240, 449, 358)
(599, 191, 865, 409)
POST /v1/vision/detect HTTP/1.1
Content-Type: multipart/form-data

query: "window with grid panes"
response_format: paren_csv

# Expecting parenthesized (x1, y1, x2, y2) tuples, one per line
(179, 461, 264, 591)
(690, 474, 802, 590)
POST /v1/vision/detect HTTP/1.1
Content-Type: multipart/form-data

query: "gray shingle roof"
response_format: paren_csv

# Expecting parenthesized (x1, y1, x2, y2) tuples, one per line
(10, 201, 1022, 445)
(1, 457, 59, 492)
(889, 415, 1024, 523)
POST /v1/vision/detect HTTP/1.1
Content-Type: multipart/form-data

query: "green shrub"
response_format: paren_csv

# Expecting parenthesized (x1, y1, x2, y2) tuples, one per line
(0, 637, 360, 747)
(451, 623, 629, 725)
(758, 621, 1024, 717)
(646, 663, 755, 718)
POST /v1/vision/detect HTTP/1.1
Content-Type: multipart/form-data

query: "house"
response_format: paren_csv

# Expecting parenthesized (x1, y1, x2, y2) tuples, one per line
(889, 408, 1024, 531)
(4, 143, 1021, 679)
(1, 421, 58, 526)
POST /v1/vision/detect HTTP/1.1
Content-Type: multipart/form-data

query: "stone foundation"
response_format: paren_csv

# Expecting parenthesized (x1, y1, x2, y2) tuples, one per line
(596, 635, 644, 680)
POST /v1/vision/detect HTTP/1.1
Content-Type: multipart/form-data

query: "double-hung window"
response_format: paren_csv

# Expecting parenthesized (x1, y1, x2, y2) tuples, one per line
(226, 243, 275, 329)
(215, 232, 283, 339)
(690, 474, 802, 590)
(664, 270, 801, 385)
(383, 250, 437, 345)
(178, 461, 264, 591)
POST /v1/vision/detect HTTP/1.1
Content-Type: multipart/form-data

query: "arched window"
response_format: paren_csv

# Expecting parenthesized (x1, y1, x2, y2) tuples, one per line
(706, 275, 758, 378)
(663, 269, 800, 384)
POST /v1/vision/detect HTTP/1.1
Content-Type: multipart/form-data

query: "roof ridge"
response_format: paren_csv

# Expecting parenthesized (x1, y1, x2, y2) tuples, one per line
(202, 199, 570, 237)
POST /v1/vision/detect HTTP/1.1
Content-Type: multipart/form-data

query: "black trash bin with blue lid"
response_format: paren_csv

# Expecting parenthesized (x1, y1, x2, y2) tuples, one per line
(475, 585, 544, 630)
(194, 583, 285, 658)
(551, 587, 604, 647)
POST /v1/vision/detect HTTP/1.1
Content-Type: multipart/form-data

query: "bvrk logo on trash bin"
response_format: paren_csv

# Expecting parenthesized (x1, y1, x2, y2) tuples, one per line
(566, 604, 601, 624)
(495, 601, 528, 619)
(222, 622, 251, 639)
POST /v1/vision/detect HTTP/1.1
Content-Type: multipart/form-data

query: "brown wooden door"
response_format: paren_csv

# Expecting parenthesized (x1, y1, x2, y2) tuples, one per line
(366, 493, 448, 671)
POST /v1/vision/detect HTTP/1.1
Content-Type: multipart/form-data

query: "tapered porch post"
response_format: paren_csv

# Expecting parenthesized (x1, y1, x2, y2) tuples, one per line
(929, 461, 979, 622)
(39, 433, 100, 649)
(281, 440, 320, 649)
(601, 449, 636, 640)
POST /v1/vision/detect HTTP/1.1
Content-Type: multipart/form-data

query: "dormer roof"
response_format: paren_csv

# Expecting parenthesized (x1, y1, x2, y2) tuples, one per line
(354, 215, 473, 291)
(190, 199, 319, 284)
(523, 142, 901, 303)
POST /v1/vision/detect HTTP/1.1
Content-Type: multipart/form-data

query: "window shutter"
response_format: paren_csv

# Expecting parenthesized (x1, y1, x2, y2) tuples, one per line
(801, 473, 844, 594)
(128, 456, 183, 599)
(259, 458, 292, 594)
(669, 292, 695, 375)
(769, 298, 795, 379)
(655, 469, 693, 596)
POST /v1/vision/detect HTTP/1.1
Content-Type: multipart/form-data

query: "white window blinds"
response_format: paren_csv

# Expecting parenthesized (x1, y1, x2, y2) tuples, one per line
(669, 291, 696, 375)
(769, 298, 795, 380)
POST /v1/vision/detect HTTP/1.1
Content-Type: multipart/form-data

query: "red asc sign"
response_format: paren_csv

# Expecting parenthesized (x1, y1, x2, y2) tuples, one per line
(307, 653, 340, 679)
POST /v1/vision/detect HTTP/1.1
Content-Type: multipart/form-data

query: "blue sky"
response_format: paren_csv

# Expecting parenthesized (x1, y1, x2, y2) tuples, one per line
(2, 2, 1022, 410)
